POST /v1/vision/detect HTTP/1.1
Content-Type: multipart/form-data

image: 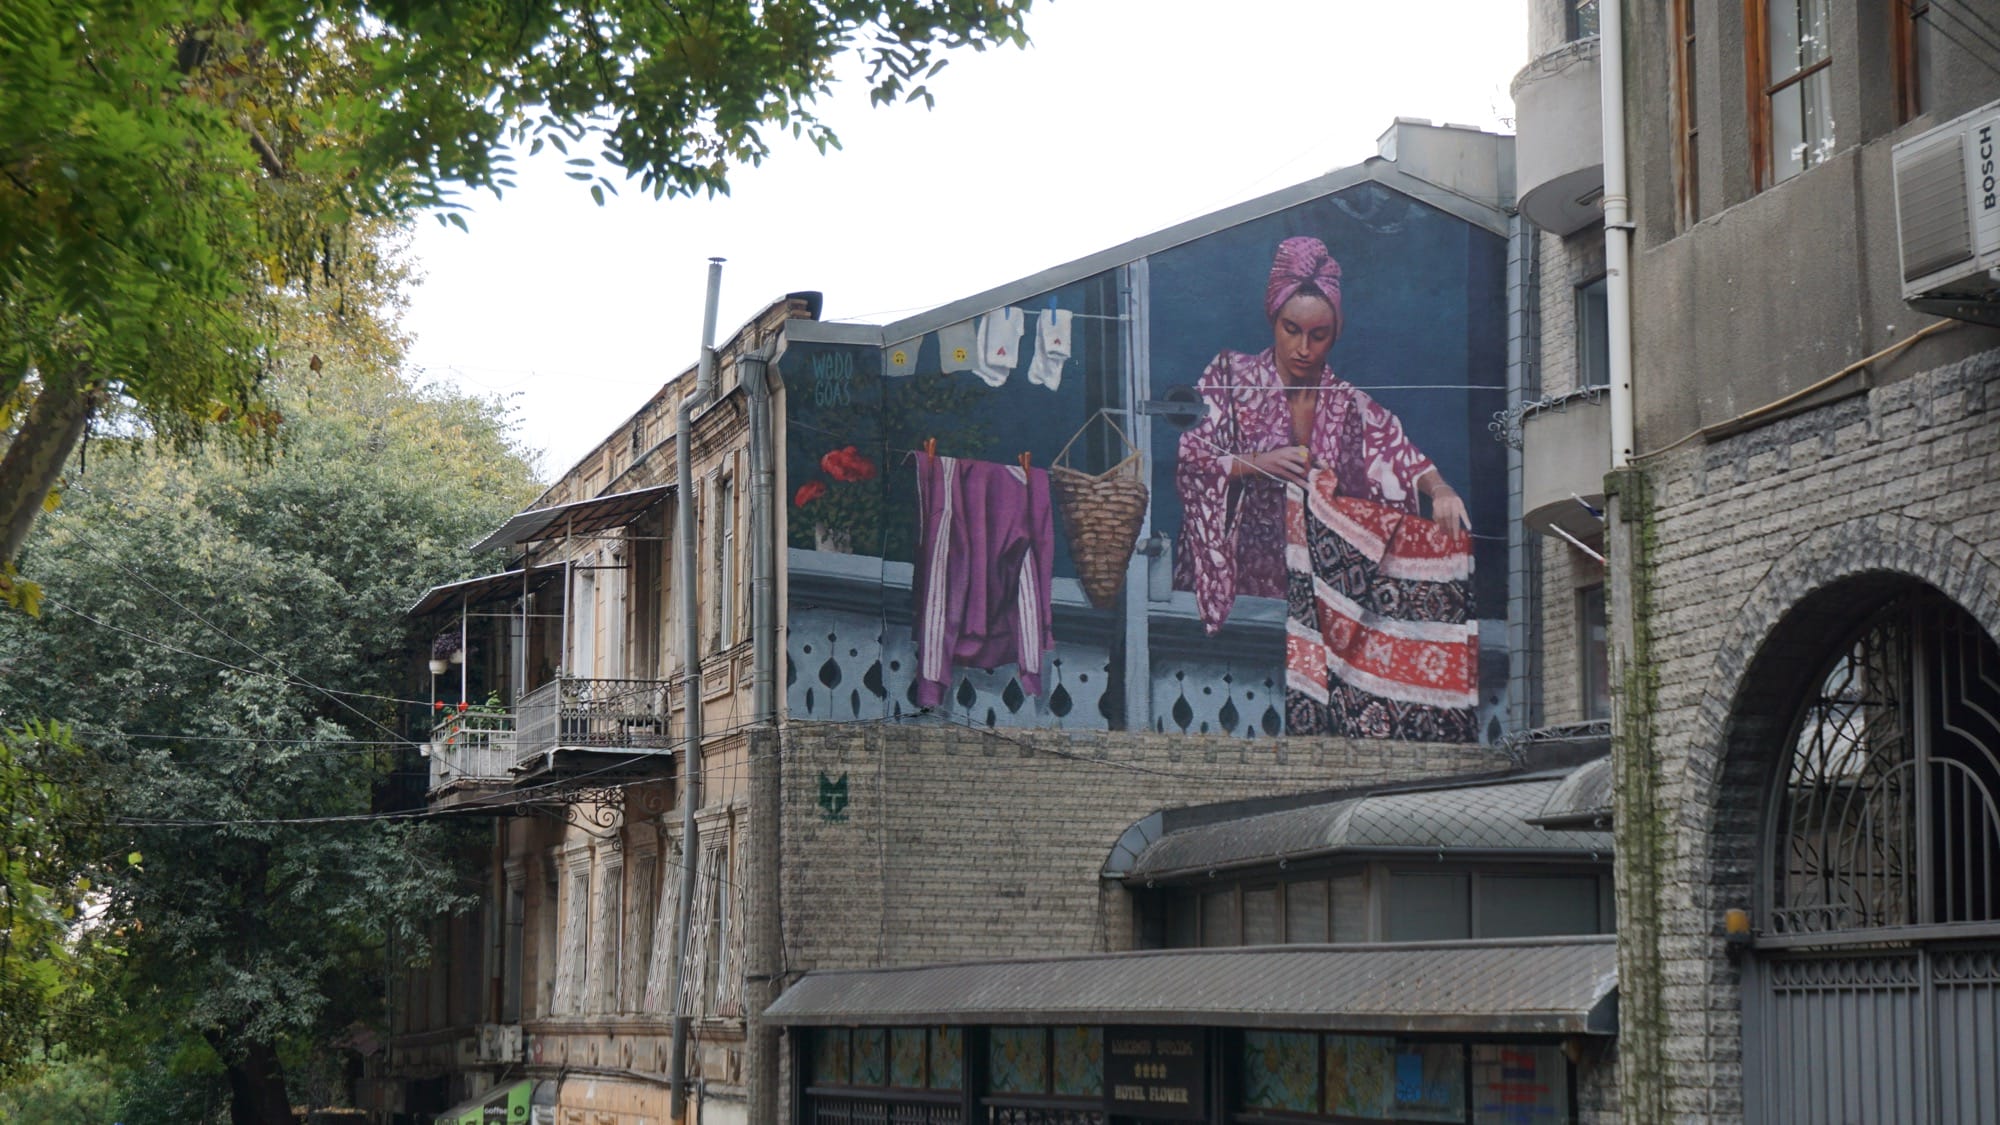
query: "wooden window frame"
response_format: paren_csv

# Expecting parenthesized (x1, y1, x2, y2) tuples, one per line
(1672, 0, 1700, 226)
(1746, 0, 1834, 191)
(1895, 0, 1931, 124)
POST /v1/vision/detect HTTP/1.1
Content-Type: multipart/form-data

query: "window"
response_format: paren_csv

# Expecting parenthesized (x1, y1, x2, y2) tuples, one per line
(500, 874, 525, 1023)
(1752, 0, 1834, 187)
(553, 865, 590, 1015)
(1579, 584, 1610, 721)
(1767, 595, 2000, 937)
(1896, 0, 1932, 123)
(718, 471, 736, 650)
(1672, 0, 1700, 226)
(624, 853, 658, 1013)
(592, 858, 622, 1013)
(1477, 874, 1603, 937)
(1387, 872, 1472, 941)
(1576, 277, 1609, 389)
(1566, 0, 1600, 40)
(538, 859, 561, 1017)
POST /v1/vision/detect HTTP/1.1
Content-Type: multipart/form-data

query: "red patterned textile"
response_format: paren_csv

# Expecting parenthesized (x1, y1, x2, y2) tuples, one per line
(1284, 471, 1477, 743)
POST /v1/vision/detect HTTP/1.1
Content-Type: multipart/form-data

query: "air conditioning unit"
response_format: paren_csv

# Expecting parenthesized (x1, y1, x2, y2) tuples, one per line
(1893, 97, 2000, 325)
(474, 1023, 523, 1064)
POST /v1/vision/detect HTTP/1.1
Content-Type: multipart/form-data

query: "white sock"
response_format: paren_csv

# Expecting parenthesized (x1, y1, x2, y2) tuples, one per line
(973, 307, 1023, 387)
(1028, 309, 1073, 390)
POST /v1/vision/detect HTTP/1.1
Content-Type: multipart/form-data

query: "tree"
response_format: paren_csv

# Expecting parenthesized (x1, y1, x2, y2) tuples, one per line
(0, 254, 541, 1121)
(0, 720, 116, 1085)
(0, 0, 1034, 598)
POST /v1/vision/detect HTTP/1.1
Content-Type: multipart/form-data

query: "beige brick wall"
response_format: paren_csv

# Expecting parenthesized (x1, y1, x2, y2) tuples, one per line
(772, 723, 1509, 971)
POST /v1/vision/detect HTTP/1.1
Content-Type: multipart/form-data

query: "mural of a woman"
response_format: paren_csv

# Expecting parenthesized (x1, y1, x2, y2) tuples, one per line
(1174, 236, 1480, 743)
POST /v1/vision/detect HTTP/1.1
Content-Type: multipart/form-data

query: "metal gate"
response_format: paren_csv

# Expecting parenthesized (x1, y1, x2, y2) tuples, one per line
(1745, 595, 2000, 1123)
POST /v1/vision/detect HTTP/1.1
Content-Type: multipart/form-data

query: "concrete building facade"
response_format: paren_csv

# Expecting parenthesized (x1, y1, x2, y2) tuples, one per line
(1507, 0, 2000, 1121)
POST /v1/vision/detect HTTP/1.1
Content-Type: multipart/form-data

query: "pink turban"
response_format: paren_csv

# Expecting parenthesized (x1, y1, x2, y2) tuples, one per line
(1264, 236, 1343, 337)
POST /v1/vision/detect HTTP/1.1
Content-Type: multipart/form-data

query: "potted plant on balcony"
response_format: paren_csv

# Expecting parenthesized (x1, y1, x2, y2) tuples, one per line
(429, 630, 461, 676)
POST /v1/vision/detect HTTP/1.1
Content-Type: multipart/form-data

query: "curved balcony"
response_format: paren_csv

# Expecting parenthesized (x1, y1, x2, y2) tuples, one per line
(1521, 390, 1610, 542)
(1512, 38, 1604, 236)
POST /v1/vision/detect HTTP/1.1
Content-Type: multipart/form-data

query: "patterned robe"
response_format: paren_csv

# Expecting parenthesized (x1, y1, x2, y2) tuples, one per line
(1172, 348, 1435, 634)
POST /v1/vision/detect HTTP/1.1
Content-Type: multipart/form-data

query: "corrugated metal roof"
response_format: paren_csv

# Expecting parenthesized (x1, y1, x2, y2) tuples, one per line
(469, 485, 672, 554)
(407, 565, 559, 617)
(1124, 776, 1610, 881)
(1529, 755, 1614, 830)
(764, 937, 1617, 1036)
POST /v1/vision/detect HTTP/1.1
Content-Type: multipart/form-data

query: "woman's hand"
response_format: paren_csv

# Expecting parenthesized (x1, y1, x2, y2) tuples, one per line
(1231, 445, 1311, 485)
(1427, 485, 1470, 532)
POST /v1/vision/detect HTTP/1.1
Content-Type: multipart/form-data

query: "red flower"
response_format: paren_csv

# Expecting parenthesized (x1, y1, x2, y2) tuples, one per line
(793, 480, 829, 508)
(457, 700, 470, 712)
(432, 700, 445, 712)
(820, 445, 876, 483)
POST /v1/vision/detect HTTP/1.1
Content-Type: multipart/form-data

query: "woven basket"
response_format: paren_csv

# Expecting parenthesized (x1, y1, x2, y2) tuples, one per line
(1050, 413, 1149, 610)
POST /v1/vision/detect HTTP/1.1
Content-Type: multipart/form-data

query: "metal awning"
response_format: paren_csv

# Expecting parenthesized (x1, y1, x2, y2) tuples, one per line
(1118, 773, 1611, 882)
(407, 566, 558, 617)
(470, 484, 673, 553)
(764, 937, 1618, 1036)
(433, 1079, 531, 1125)
(1528, 755, 1614, 830)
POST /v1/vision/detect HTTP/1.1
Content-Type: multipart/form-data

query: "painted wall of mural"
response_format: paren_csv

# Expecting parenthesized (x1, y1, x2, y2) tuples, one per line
(783, 183, 1509, 742)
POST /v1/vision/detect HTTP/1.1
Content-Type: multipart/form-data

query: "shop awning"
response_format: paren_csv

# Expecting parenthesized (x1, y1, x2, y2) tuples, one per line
(1114, 772, 1611, 882)
(470, 485, 673, 553)
(434, 1079, 531, 1125)
(764, 936, 1618, 1036)
(407, 566, 559, 617)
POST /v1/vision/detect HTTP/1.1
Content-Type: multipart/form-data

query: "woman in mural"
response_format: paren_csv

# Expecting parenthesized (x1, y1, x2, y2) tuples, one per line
(1174, 236, 1478, 742)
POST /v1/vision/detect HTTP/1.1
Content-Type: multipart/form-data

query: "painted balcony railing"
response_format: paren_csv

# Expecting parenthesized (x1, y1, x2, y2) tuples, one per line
(427, 708, 520, 791)
(514, 676, 675, 770)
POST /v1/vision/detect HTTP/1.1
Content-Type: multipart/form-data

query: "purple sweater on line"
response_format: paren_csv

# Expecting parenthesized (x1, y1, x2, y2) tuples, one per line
(910, 454, 1056, 709)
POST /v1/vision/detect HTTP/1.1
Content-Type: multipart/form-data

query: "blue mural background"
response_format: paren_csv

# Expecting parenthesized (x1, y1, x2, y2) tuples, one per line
(781, 182, 1509, 740)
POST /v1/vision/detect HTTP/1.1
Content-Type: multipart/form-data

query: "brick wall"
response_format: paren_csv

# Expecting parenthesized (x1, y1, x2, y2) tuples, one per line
(770, 722, 1508, 971)
(1615, 345, 2000, 1123)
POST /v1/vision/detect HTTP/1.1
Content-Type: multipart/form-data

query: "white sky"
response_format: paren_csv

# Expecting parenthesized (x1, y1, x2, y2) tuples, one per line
(400, 1, 1529, 479)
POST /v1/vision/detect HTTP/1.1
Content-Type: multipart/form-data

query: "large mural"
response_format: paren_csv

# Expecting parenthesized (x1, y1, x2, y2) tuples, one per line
(782, 183, 1509, 742)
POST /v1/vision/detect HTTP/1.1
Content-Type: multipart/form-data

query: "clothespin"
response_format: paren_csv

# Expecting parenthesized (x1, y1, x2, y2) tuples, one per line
(924, 437, 937, 460)
(1018, 451, 1032, 473)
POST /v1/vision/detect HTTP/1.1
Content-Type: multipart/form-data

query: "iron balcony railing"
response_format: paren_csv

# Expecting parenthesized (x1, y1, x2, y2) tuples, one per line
(513, 676, 676, 770)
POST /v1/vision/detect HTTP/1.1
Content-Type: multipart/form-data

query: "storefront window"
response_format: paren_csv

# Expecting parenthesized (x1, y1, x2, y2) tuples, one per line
(889, 1028, 926, 1088)
(1324, 1034, 1396, 1118)
(1052, 1027, 1104, 1098)
(990, 1028, 1048, 1095)
(1470, 1044, 1571, 1123)
(929, 1027, 964, 1091)
(1236, 1034, 1557, 1123)
(853, 1028, 887, 1086)
(812, 1029, 851, 1086)
(1395, 1043, 1468, 1123)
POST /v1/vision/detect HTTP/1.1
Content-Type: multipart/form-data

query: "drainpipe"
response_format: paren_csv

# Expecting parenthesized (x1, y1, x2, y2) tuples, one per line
(1600, 0, 1635, 468)
(669, 257, 724, 1121)
(744, 346, 777, 724)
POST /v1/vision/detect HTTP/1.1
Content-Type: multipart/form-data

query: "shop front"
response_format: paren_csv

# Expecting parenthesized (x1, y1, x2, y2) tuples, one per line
(766, 939, 1616, 1125)
(432, 1079, 534, 1125)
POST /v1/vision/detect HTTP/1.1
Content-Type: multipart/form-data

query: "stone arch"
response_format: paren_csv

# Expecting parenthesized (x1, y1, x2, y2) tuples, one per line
(1654, 514, 2000, 1120)
(1681, 513, 2000, 868)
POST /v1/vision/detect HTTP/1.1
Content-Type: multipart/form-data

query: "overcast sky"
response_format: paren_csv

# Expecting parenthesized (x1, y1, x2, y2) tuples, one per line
(400, 1, 1530, 479)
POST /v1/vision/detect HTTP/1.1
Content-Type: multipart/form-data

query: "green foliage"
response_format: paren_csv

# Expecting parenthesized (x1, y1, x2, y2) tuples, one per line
(0, 268, 537, 1100)
(0, 721, 116, 1085)
(0, 0, 1034, 575)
